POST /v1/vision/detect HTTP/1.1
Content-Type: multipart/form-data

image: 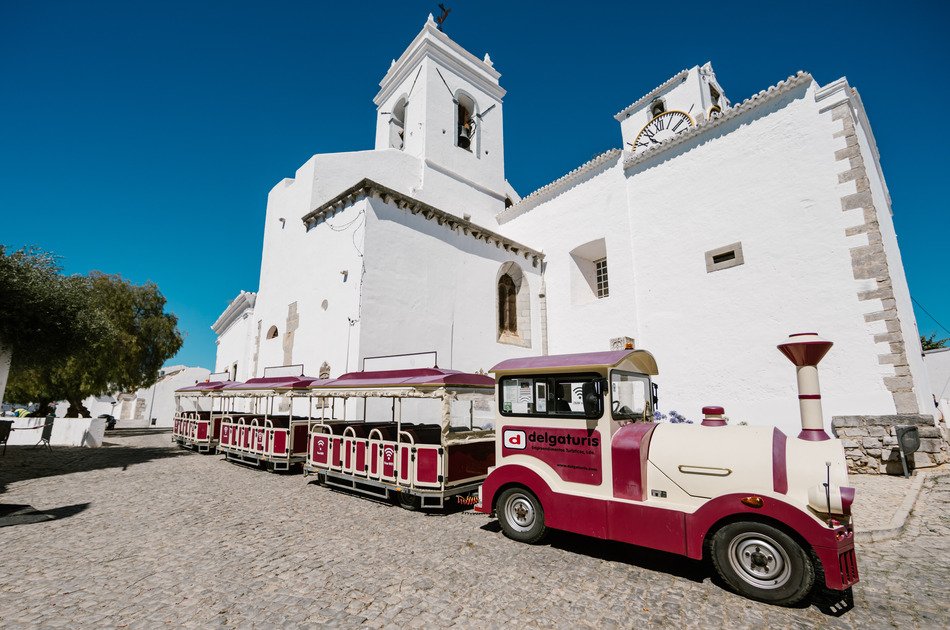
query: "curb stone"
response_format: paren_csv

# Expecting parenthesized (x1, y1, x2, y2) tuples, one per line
(856, 469, 949, 543)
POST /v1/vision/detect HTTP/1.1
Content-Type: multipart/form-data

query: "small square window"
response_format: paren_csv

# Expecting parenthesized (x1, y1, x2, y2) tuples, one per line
(705, 242, 744, 273)
(594, 258, 609, 298)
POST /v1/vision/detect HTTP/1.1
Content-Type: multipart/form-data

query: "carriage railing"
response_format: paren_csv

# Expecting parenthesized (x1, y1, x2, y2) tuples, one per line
(173, 410, 208, 443)
(307, 418, 479, 492)
(218, 413, 309, 460)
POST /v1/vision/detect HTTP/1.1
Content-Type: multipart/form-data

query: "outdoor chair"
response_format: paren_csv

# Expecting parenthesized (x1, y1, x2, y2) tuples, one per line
(35, 415, 54, 451)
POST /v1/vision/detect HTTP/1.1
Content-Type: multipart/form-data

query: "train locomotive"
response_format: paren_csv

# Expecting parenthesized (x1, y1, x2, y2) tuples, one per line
(477, 333, 857, 605)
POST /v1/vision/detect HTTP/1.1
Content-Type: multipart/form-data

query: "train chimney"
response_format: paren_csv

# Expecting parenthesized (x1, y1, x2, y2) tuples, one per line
(701, 406, 727, 427)
(777, 332, 833, 441)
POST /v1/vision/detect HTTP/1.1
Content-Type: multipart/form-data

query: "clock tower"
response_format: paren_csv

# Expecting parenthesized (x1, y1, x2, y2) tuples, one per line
(615, 62, 729, 154)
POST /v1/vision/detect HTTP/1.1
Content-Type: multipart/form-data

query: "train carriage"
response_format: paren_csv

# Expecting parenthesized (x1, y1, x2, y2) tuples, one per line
(215, 367, 330, 472)
(305, 367, 496, 509)
(173, 373, 239, 453)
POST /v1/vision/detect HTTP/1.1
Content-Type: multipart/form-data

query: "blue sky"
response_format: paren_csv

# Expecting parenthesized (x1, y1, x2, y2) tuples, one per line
(2, 1, 948, 369)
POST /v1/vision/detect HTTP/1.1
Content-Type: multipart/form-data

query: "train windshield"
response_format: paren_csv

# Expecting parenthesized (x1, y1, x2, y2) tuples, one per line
(610, 371, 651, 420)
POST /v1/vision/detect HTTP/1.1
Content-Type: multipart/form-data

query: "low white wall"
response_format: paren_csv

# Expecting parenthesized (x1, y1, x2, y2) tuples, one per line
(4, 417, 106, 447)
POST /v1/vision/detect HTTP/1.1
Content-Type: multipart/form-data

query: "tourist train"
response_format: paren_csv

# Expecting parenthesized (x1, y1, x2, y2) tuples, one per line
(173, 333, 858, 606)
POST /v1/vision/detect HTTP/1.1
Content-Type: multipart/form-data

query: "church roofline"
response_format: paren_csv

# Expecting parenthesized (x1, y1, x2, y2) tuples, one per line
(623, 71, 814, 171)
(613, 69, 690, 121)
(301, 178, 543, 267)
(497, 149, 622, 224)
(211, 290, 257, 335)
(374, 14, 504, 107)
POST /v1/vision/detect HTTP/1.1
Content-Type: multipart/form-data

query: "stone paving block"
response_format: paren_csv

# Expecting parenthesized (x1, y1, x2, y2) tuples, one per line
(0, 435, 948, 627)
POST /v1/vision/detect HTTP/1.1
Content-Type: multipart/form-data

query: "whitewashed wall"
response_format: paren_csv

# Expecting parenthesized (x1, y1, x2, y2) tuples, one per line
(621, 82, 897, 436)
(359, 196, 541, 376)
(6, 417, 105, 447)
(214, 310, 256, 380)
(254, 161, 367, 379)
(500, 158, 641, 353)
(924, 348, 950, 408)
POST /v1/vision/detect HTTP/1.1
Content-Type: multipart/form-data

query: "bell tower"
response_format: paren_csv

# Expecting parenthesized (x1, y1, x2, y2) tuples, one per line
(373, 14, 507, 198)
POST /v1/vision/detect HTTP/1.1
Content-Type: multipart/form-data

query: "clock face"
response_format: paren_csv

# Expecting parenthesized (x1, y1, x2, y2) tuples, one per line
(632, 111, 694, 152)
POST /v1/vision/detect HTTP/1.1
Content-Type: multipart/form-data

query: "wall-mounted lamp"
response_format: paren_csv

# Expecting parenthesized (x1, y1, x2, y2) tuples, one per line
(340, 269, 349, 282)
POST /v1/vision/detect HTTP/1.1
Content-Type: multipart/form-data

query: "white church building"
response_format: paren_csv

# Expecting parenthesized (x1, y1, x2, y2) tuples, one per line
(212, 15, 934, 438)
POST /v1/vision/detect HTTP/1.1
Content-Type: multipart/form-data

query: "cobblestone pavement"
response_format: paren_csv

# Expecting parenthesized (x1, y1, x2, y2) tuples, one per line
(1, 433, 948, 628)
(850, 472, 916, 531)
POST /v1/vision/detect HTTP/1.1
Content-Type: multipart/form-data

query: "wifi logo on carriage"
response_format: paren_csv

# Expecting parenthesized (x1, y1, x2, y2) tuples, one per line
(503, 429, 526, 450)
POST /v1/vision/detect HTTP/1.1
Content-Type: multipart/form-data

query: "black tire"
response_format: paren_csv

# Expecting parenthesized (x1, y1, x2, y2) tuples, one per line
(496, 487, 547, 544)
(397, 491, 420, 511)
(710, 521, 815, 606)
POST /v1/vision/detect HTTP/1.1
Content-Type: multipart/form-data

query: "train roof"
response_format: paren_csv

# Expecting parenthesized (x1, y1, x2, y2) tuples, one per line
(491, 349, 658, 376)
(221, 375, 328, 392)
(175, 379, 240, 393)
(310, 367, 494, 391)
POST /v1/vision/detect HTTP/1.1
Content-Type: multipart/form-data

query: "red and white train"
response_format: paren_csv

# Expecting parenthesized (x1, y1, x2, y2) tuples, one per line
(174, 333, 858, 606)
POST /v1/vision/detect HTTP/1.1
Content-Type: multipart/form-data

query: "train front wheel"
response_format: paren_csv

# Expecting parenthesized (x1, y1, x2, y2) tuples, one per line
(710, 521, 815, 605)
(497, 488, 547, 544)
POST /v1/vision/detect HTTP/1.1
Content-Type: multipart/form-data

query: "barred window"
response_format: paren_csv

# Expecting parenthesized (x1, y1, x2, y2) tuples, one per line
(594, 258, 609, 299)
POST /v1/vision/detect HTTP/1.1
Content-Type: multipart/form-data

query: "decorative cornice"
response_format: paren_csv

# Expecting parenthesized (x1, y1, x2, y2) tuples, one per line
(375, 15, 503, 107)
(211, 291, 257, 335)
(623, 71, 813, 171)
(301, 178, 543, 267)
(497, 149, 621, 223)
(614, 69, 690, 121)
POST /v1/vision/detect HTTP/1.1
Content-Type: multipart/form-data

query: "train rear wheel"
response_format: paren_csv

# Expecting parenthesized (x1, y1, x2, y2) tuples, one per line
(711, 521, 815, 605)
(497, 488, 546, 544)
(397, 491, 420, 511)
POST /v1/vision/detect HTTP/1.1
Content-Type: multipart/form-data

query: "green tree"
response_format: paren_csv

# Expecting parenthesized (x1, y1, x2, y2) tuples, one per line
(0, 246, 105, 410)
(0, 246, 102, 366)
(2, 249, 183, 416)
(921, 333, 949, 351)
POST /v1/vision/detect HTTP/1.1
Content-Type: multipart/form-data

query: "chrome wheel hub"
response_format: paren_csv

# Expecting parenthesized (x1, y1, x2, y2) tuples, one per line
(727, 533, 792, 589)
(505, 495, 535, 532)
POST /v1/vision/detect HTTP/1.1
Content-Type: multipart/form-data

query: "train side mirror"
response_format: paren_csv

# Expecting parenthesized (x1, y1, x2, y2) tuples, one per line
(582, 379, 605, 419)
(652, 382, 659, 408)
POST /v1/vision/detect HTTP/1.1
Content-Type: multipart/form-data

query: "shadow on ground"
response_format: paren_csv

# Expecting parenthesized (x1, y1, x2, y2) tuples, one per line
(479, 520, 854, 616)
(0, 502, 91, 527)
(104, 428, 172, 437)
(0, 444, 191, 496)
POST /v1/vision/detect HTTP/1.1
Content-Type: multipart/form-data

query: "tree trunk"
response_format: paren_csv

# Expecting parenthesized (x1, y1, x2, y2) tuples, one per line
(67, 398, 91, 418)
(0, 343, 11, 408)
(28, 399, 51, 417)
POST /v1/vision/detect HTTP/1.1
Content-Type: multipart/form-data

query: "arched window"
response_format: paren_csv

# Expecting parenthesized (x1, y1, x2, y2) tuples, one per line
(456, 93, 476, 151)
(266, 325, 279, 339)
(389, 97, 407, 150)
(496, 262, 531, 347)
(650, 98, 666, 118)
(498, 274, 517, 334)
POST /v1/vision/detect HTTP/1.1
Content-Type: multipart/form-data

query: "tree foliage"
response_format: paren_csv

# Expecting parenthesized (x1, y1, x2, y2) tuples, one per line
(1, 247, 183, 416)
(0, 246, 102, 366)
(921, 333, 949, 351)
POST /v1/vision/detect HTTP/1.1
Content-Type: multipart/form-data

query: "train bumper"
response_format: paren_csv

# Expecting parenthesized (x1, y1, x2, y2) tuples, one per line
(814, 523, 859, 590)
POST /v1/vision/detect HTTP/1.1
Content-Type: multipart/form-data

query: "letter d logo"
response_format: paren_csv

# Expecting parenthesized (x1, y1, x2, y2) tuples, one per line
(503, 429, 526, 450)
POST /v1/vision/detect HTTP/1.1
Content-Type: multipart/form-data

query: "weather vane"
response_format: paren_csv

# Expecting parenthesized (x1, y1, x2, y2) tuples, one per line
(435, 4, 451, 31)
